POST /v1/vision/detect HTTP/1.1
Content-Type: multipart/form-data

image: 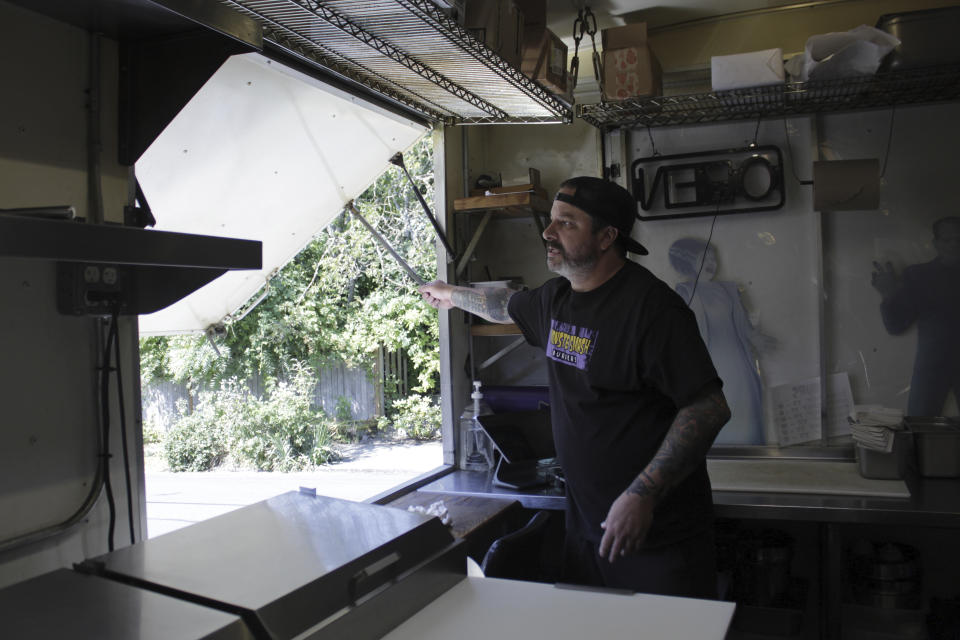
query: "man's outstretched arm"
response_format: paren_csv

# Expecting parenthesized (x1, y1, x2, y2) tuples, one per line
(419, 280, 516, 324)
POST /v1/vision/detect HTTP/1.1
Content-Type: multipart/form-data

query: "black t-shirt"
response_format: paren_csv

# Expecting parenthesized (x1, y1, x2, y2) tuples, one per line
(508, 261, 721, 548)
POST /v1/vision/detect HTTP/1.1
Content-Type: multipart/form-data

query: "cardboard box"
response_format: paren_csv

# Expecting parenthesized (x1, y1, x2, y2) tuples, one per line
(601, 23, 662, 101)
(514, 0, 545, 26)
(500, 1, 523, 68)
(521, 26, 567, 94)
(464, 0, 524, 68)
(430, 0, 466, 24)
(711, 48, 784, 91)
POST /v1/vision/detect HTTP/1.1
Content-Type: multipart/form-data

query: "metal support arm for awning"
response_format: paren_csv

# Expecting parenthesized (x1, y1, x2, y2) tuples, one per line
(346, 201, 426, 286)
(390, 152, 456, 262)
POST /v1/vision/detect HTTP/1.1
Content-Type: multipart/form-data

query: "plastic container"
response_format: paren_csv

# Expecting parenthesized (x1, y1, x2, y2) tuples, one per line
(459, 381, 494, 472)
(481, 385, 550, 413)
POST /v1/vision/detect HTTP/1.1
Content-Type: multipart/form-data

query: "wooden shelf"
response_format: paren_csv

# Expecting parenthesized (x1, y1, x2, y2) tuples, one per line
(453, 192, 551, 215)
(470, 323, 522, 336)
(454, 188, 551, 278)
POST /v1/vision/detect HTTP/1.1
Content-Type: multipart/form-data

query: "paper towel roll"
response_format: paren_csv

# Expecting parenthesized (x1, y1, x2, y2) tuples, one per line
(813, 159, 880, 211)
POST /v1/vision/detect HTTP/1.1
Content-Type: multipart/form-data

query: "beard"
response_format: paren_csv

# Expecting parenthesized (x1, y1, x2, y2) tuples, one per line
(546, 240, 600, 278)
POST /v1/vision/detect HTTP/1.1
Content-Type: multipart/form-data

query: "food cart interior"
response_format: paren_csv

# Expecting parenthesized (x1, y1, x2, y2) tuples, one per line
(2, 0, 960, 637)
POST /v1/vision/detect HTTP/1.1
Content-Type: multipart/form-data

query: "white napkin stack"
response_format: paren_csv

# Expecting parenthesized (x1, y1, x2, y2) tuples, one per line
(849, 405, 904, 453)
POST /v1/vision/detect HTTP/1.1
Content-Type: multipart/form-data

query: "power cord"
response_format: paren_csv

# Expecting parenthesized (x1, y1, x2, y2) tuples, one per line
(880, 105, 896, 178)
(781, 109, 894, 184)
(782, 116, 814, 186)
(685, 199, 722, 306)
(112, 310, 137, 545)
(99, 315, 117, 552)
(645, 125, 659, 156)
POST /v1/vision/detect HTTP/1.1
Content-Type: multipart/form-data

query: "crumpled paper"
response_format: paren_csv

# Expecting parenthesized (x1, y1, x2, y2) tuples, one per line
(407, 500, 451, 526)
(785, 25, 900, 82)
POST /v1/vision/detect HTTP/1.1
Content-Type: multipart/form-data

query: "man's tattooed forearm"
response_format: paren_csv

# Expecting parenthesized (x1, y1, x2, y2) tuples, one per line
(627, 387, 730, 501)
(628, 469, 662, 499)
(451, 287, 516, 323)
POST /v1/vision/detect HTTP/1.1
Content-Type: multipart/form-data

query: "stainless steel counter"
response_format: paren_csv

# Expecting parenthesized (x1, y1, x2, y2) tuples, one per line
(418, 466, 960, 528)
(93, 491, 465, 640)
(0, 569, 253, 640)
(419, 468, 566, 511)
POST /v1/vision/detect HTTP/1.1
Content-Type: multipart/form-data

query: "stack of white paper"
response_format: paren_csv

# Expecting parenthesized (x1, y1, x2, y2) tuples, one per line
(849, 405, 904, 452)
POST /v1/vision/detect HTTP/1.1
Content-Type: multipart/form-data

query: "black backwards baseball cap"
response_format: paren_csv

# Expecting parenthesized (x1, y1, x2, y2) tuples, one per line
(554, 176, 649, 256)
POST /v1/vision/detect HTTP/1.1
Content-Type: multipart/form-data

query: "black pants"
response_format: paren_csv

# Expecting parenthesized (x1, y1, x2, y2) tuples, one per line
(562, 528, 718, 599)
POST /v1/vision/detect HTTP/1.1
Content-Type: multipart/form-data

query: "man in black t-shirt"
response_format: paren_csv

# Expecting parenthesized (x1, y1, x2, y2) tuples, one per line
(420, 176, 730, 598)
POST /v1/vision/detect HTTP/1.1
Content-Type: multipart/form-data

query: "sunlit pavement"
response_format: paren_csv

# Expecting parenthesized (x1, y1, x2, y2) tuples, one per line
(145, 440, 444, 538)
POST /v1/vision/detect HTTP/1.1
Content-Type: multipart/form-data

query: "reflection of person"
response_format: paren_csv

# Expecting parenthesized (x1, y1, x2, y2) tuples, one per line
(420, 177, 730, 598)
(871, 217, 960, 416)
(669, 238, 765, 445)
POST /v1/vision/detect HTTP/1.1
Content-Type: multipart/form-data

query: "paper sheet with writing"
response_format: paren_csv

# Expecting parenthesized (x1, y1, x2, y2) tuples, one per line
(771, 373, 854, 446)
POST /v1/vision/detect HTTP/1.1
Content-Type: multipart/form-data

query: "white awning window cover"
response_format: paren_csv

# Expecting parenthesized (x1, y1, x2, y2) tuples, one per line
(137, 52, 428, 334)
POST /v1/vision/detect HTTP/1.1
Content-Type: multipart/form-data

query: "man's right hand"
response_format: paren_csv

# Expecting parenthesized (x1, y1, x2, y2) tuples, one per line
(419, 280, 456, 310)
(871, 261, 900, 299)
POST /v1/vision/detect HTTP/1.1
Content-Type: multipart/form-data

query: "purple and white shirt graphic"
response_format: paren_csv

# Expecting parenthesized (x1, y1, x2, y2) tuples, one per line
(546, 319, 598, 370)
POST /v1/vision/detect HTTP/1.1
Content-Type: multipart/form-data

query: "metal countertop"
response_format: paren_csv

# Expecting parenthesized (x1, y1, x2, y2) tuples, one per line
(0, 569, 252, 640)
(418, 467, 960, 528)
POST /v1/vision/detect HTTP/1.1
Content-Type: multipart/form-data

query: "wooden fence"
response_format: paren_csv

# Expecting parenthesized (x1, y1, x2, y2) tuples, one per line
(142, 350, 408, 432)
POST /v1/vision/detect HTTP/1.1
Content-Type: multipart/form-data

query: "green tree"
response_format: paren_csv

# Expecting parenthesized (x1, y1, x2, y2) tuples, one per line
(141, 135, 439, 398)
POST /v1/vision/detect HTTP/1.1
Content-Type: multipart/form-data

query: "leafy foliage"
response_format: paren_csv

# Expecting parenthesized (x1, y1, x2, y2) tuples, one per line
(163, 399, 229, 472)
(383, 394, 442, 441)
(140, 134, 440, 399)
(163, 366, 339, 472)
(227, 366, 340, 471)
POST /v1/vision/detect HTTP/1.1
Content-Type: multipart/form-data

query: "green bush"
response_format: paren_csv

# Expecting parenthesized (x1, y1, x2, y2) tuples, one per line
(164, 403, 228, 472)
(163, 366, 339, 472)
(230, 369, 339, 471)
(334, 396, 353, 422)
(387, 394, 441, 441)
(142, 420, 164, 446)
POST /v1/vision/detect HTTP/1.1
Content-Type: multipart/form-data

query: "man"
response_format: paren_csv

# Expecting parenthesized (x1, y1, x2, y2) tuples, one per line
(420, 176, 729, 598)
(871, 217, 960, 415)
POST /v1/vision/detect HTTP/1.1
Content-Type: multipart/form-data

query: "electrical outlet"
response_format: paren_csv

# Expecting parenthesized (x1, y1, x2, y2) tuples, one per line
(56, 263, 132, 316)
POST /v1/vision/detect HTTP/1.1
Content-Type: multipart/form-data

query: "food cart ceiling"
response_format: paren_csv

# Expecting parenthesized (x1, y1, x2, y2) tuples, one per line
(137, 52, 428, 335)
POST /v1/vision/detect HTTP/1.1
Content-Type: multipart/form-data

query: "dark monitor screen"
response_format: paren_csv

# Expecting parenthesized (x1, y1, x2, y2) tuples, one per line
(477, 409, 555, 464)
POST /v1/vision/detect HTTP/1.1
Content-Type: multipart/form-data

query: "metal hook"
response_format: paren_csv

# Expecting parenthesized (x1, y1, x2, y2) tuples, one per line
(583, 6, 598, 36)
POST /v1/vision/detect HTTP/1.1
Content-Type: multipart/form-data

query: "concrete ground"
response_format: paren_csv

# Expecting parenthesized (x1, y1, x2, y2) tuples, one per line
(145, 440, 444, 538)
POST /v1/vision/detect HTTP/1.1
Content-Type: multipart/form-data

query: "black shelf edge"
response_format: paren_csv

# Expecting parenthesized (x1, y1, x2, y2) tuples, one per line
(0, 216, 262, 270)
(577, 64, 960, 130)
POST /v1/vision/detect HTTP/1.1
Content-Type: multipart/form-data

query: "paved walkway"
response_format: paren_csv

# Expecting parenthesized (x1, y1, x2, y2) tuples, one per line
(145, 440, 444, 538)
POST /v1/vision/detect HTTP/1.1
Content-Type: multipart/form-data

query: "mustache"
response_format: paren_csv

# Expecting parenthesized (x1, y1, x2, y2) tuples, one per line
(546, 241, 563, 253)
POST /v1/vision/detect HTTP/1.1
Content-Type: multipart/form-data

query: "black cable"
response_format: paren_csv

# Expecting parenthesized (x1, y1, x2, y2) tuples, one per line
(646, 125, 658, 156)
(100, 316, 117, 552)
(880, 105, 896, 178)
(753, 113, 762, 147)
(112, 310, 136, 545)
(686, 200, 722, 306)
(782, 116, 814, 185)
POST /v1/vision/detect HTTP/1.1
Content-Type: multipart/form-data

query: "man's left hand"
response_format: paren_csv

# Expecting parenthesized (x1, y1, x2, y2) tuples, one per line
(598, 491, 655, 563)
